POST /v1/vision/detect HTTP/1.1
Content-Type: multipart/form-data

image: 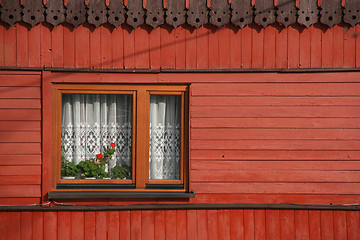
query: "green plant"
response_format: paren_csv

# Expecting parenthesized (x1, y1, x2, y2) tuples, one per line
(96, 142, 116, 167)
(77, 159, 105, 178)
(61, 156, 79, 177)
(111, 165, 131, 179)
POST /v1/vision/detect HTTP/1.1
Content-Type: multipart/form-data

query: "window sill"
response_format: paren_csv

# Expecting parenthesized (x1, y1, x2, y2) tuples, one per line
(48, 191, 195, 200)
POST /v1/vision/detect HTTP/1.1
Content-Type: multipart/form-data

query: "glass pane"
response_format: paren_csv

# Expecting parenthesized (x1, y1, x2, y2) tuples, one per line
(61, 94, 132, 180)
(149, 95, 181, 180)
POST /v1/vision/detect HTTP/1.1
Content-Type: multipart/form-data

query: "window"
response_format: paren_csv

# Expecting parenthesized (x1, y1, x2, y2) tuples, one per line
(52, 84, 189, 192)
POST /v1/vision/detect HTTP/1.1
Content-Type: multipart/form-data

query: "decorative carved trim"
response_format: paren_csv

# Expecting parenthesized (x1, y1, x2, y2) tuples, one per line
(344, 0, 360, 27)
(320, 0, 342, 28)
(231, 0, 253, 28)
(22, 0, 45, 27)
(108, 0, 126, 28)
(126, 0, 145, 29)
(298, 0, 319, 28)
(254, 0, 276, 28)
(146, 0, 165, 29)
(46, 0, 66, 27)
(166, 0, 186, 28)
(276, 0, 297, 28)
(0, 0, 22, 26)
(66, 0, 87, 27)
(209, 0, 230, 28)
(187, 0, 208, 28)
(88, 0, 108, 28)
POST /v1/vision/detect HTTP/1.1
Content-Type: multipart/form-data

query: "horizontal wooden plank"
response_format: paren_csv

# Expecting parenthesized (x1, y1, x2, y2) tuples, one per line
(191, 106, 360, 118)
(0, 155, 41, 165)
(0, 72, 41, 76)
(0, 185, 41, 198)
(0, 109, 41, 120)
(191, 140, 360, 150)
(191, 129, 360, 140)
(191, 160, 360, 171)
(191, 118, 360, 129)
(0, 87, 40, 98)
(191, 150, 360, 160)
(0, 121, 41, 131)
(0, 99, 41, 108)
(191, 170, 360, 183)
(0, 75, 41, 86)
(191, 96, 360, 106)
(191, 83, 360, 96)
(0, 176, 41, 185)
(0, 131, 41, 143)
(191, 183, 360, 194)
(0, 198, 41, 205)
(51, 72, 159, 83)
(0, 143, 41, 154)
(0, 165, 41, 176)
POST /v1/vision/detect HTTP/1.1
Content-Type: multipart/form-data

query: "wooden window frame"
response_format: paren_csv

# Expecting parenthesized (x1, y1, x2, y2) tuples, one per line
(50, 83, 189, 194)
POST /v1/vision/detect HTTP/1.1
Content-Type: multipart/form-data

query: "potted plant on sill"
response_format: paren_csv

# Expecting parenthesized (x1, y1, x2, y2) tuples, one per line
(61, 156, 79, 179)
(111, 165, 131, 179)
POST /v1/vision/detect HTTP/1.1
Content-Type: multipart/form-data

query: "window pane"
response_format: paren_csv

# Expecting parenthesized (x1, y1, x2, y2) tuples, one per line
(61, 94, 132, 179)
(149, 95, 181, 180)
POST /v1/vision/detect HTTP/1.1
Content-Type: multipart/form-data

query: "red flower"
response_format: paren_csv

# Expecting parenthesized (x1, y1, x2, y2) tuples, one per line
(110, 142, 116, 147)
(96, 153, 103, 159)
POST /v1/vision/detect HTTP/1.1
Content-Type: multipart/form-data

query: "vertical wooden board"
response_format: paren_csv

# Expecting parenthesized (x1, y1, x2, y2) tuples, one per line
(134, 27, 150, 69)
(263, 25, 276, 69)
(251, 27, 264, 68)
(346, 211, 360, 240)
(175, 26, 186, 69)
(165, 210, 177, 240)
(29, 26, 42, 67)
(8, 212, 20, 240)
(310, 25, 322, 68)
(16, 24, 29, 67)
(187, 210, 198, 240)
(32, 212, 43, 240)
(0, 212, 8, 240)
(230, 209, 244, 240)
(4, 25, 16, 66)
(208, 27, 219, 68)
(131, 211, 141, 240)
(356, 25, 360, 68)
(287, 26, 300, 68)
(149, 27, 161, 69)
(161, 26, 176, 69)
(141, 211, 154, 240)
(44, 212, 56, 240)
(20, 212, 32, 240)
(95, 211, 107, 240)
(40, 24, 52, 67)
(71, 212, 85, 240)
(108, 211, 120, 240)
(154, 210, 165, 240)
(230, 26, 241, 68)
(196, 26, 209, 69)
(254, 210, 265, 240)
(64, 26, 75, 68)
(123, 27, 135, 69)
(320, 211, 334, 240)
(101, 26, 113, 69)
(119, 211, 131, 240)
(197, 210, 208, 240)
(219, 26, 231, 69)
(299, 27, 311, 68)
(0, 24, 5, 66)
(207, 210, 218, 240)
(322, 28, 334, 68)
(332, 25, 344, 68)
(58, 212, 71, 240)
(333, 211, 347, 240)
(266, 210, 280, 240)
(218, 210, 231, 240)
(280, 210, 295, 240)
(275, 28, 287, 68)
(308, 211, 321, 240)
(112, 27, 124, 69)
(177, 210, 187, 240)
(90, 28, 101, 69)
(186, 28, 197, 69)
(84, 212, 96, 240)
(343, 27, 356, 68)
(243, 210, 254, 240)
(51, 25, 64, 68)
(295, 210, 310, 240)
(75, 26, 90, 68)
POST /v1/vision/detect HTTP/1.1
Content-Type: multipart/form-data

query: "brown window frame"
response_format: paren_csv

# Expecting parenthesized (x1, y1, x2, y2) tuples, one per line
(51, 83, 189, 193)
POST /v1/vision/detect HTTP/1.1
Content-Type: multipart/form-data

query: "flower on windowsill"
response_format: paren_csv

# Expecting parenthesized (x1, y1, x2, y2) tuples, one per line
(110, 142, 116, 148)
(96, 153, 103, 160)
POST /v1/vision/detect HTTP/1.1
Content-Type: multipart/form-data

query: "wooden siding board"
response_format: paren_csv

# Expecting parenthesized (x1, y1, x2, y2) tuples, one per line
(295, 210, 310, 240)
(280, 210, 295, 240)
(185, 29, 197, 69)
(229, 25, 241, 68)
(112, 27, 124, 69)
(58, 212, 71, 240)
(135, 27, 150, 69)
(101, 26, 113, 69)
(230, 209, 244, 240)
(196, 26, 209, 69)
(141, 211, 154, 240)
(149, 28, 161, 69)
(333, 211, 347, 240)
(310, 25, 322, 68)
(176, 210, 187, 240)
(4, 26, 17, 66)
(84, 211, 96, 240)
(32, 212, 43, 240)
(28, 26, 41, 67)
(90, 28, 101, 69)
(63, 26, 75, 68)
(333, 25, 344, 68)
(208, 28, 219, 69)
(175, 26, 186, 69)
(161, 26, 176, 69)
(119, 211, 131, 240)
(299, 27, 311, 68)
(108, 211, 120, 240)
(187, 210, 198, 240)
(130, 211, 141, 240)
(343, 27, 356, 68)
(8, 212, 21, 240)
(243, 210, 255, 240)
(219, 26, 231, 68)
(241, 26, 252, 68)
(123, 27, 135, 69)
(356, 25, 360, 68)
(263, 25, 276, 69)
(75, 26, 90, 68)
(207, 210, 218, 240)
(165, 210, 177, 240)
(217, 210, 231, 240)
(0, 24, 5, 67)
(71, 212, 85, 240)
(154, 210, 166, 240)
(197, 210, 208, 240)
(95, 211, 107, 240)
(44, 212, 57, 240)
(20, 212, 32, 240)
(16, 24, 29, 67)
(51, 25, 64, 68)
(346, 211, 360, 240)
(251, 26, 264, 68)
(40, 24, 52, 67)
(320, 210, 335, 240)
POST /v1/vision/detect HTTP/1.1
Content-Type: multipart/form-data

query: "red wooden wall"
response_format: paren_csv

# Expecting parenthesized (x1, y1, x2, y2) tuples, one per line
(0, 209, 359, 240)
